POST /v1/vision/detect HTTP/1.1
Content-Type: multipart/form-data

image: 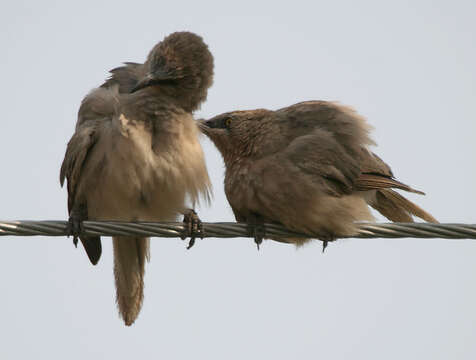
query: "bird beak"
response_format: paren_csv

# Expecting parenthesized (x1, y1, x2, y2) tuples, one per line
(197, 118, 223, 137)
(197, 119, 210, 134)
(130, 70, 177, 93)
(130, 73, 155, 93)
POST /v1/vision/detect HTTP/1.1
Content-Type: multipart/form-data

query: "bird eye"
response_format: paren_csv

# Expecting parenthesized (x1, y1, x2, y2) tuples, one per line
(224, 118, 232, 128)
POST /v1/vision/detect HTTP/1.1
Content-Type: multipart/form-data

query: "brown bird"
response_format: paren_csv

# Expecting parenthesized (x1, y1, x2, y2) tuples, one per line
(200, 101, 437, 250)
(60, 32, 213, 325)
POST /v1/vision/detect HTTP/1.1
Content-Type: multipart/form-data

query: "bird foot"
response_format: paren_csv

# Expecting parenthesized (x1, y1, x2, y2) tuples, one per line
(181, 209, 204, 249)
(66, 214, 83, 248)
(248, 223, 265, 250)
(322, 240, 328, 253)
(320, 234, 336, 253)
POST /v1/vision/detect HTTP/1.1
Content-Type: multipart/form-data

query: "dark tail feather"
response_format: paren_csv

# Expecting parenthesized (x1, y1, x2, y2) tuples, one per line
(80, 236, 102, 265)
(369, 189, 438, 223)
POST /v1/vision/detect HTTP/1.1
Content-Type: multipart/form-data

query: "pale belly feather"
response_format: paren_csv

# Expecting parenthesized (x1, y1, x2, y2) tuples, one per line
(84, 114, 201, 222)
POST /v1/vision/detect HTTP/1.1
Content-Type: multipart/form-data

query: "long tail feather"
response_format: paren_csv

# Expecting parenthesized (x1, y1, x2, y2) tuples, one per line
(369, 190, 414, 222)
(113, 236, 150, 326)
(369, 189, 438, 223)
(356, 174, 425, 195)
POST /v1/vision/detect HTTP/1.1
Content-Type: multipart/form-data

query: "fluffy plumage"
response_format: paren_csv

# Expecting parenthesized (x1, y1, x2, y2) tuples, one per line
(200, 100, 436, 246)
(60, 31, 213, 325)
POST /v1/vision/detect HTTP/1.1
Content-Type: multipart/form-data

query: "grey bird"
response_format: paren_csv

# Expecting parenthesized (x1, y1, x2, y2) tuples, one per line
(200, 101, 437, 249)
(60, 32, 213, 325)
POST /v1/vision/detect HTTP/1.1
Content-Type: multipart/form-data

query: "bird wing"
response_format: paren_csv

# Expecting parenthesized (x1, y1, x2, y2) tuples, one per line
(60, 119, 104, 265)
(101, 62, 142, 93)
(359, 150, 393, 177)
(60, 87, 118, 265)
(283, 128, 361, 196)
(356, 149, 425, 194)
(279, 101, 426, 195)
(60, 120, 101, 213)
(61, 87, 118, 210)
(278, 101, 375, 196)
(277, 101, 375, 149)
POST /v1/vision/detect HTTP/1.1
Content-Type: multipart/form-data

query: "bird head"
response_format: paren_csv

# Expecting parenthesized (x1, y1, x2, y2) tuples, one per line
(199, 109, 272, 162)
(131, 32, 214, 111)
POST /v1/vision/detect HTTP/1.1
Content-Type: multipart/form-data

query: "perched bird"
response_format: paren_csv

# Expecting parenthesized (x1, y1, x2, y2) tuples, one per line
(60, 32, 213, 325)
(200, 101, 437, 249)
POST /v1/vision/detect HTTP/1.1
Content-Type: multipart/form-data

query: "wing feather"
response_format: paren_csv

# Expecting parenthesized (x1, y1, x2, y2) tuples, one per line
(60, 122, 100, 213)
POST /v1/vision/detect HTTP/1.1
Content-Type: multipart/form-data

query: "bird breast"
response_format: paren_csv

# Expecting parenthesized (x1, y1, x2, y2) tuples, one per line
(224, 160, 259, 216)
(84, 113, 208, 221)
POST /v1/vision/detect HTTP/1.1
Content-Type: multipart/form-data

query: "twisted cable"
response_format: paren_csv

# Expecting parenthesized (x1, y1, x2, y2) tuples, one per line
(0, 220, 475, 240)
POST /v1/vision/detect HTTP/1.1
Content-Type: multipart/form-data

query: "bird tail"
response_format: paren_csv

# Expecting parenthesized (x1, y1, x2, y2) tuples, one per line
(113, 236, 150, 326)
(368, 189, 438, 223)
(79, 235, 102, 265)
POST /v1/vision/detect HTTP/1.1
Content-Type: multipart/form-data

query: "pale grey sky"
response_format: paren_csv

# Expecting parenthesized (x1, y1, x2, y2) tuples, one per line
(1, 0, 475, 359)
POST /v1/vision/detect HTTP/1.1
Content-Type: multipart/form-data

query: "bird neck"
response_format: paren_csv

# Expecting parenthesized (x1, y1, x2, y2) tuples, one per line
(223, 147, 255, 172)
(141, 82, 204, 113)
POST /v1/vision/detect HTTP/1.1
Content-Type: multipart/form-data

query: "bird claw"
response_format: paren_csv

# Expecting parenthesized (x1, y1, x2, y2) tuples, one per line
(320, 234, 335, 253)
(66, 215, 83, 248)
(322, 240, 328, 253)
(248, 223, 265, 250)
(181, 209, 203, 249)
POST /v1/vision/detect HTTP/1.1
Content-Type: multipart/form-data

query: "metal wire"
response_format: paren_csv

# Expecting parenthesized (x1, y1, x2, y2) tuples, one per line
(0, 220, 475, 240)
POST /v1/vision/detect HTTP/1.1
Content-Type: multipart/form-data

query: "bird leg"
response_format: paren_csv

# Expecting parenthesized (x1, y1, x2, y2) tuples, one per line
(181, 209, 204, 249)
(66, 205, 87, 247)
(247, 214, 266, 250)
(322, 240, 329, 253)
(320, 233, 336, 253)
